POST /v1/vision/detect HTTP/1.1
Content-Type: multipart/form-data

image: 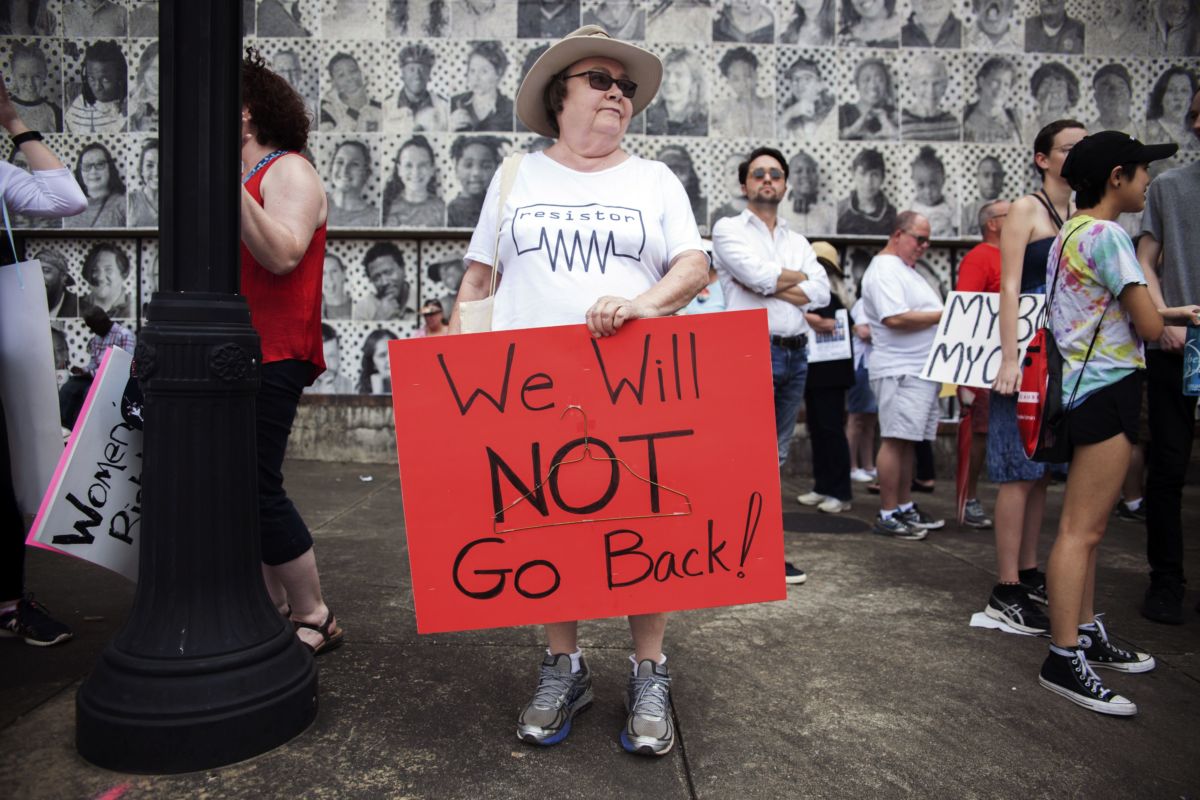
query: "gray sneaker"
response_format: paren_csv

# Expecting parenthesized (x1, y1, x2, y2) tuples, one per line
(962, 498, 992, 529)
(516, 653, 593, 746)
(898, 504, 944, 530)
(873, 515, 927, 541)
(621, 659, 674, 756)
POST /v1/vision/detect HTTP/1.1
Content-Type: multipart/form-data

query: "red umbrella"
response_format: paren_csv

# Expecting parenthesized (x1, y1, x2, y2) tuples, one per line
(955, 388, 975, 526)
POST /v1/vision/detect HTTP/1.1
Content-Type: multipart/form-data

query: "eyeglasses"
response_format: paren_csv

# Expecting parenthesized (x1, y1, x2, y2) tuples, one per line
(80, 159, 111, 172)
(902, 230, 930, 246)
(750, 167, 784, 180)
(564, 70, 638, 99)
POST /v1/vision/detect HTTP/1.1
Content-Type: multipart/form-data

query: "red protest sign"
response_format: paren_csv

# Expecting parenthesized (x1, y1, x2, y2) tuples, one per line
(389, 310, 784, 634)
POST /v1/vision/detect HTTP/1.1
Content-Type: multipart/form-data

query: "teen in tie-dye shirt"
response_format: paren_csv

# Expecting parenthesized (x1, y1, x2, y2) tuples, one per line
(1046, 215, 1146, 408)
(1036, 131, 1200, 720)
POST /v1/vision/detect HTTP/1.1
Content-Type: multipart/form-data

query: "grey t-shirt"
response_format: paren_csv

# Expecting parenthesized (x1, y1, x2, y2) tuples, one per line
(1141, 159, 1200, 308)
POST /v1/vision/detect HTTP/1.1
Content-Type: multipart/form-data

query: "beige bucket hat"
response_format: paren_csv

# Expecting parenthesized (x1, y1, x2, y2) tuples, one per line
(514, 25, 663, 138)
(810, 241, 842, 275)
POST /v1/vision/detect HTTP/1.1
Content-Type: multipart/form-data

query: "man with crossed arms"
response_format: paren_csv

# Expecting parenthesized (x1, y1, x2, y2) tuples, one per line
(712, 145, 831, 586)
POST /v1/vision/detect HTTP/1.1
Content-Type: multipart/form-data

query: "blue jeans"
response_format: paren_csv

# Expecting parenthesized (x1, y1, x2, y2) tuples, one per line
(772, 343, 809, 467)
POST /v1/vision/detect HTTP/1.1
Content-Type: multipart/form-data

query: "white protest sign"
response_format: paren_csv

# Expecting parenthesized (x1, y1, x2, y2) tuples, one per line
(920, 292, 1045, 389)
(807, 308, 852, 364)
(28, 347, 141, 582)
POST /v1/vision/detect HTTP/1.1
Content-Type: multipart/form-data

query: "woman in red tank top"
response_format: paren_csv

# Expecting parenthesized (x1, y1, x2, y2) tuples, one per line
(240, 50, 342, 654)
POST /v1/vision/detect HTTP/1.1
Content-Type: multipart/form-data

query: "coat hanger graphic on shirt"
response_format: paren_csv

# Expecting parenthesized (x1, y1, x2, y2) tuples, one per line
(491, 404, 693, 535)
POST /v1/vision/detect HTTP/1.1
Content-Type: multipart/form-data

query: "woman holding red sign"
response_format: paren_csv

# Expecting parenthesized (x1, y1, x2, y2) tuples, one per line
(449, 25, 709, 756)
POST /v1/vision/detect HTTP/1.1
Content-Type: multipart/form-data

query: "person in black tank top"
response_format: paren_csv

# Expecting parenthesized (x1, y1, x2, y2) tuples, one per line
(981, 121, 1085, 642)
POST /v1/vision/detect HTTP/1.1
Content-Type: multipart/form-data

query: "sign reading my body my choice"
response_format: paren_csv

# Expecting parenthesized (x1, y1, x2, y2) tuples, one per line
(390, 311, 785, 634)
(921, 291, 1047, 389)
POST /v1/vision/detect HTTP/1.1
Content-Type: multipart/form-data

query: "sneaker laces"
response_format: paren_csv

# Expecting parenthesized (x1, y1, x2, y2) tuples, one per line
(629, 672, 671, 720)
(530, 665, 579, 710)
(1071, 651, 1111, 699)
(1091, 614, 1133, 659)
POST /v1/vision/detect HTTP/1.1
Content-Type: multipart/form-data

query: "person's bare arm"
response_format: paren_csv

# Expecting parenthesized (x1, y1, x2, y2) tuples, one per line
(774, 284, 811, 306)
(804, 311, 837, 333)
(240, 155, 326, 275)
(446, 260, 498, 335)
(586, 249, 709, 337)
(0, 75, 64, 170)
(993, 196, 1039, 394)
(882, 310, 942, 331)
(1136, 234, 1187, 352)
(1120, 284, 1166, 343)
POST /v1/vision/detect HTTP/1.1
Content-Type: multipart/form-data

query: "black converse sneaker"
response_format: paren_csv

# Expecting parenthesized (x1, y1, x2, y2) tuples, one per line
(1079, 615, 1156, 673)
(1039, 648, 1137, 716)
(985, 583, 1050, 634)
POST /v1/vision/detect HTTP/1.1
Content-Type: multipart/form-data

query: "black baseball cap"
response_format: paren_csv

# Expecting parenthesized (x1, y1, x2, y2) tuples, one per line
(1061, 130, 1178, 187)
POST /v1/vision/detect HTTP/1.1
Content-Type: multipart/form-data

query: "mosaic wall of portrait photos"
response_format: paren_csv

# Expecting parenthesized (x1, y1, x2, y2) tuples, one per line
(6, 0, 1200, 395)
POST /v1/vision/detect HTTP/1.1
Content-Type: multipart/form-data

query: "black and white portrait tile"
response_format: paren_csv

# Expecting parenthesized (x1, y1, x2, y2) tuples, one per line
(62, 37, 130, 135)
(644, 43, 709, 137)
(516, 0, 581, 39)
(955, 144, 1025, 237)
(253, 37, 323, 131)
(444, 39, 523, 133)
(318, 40, 386, 132)
(444, 133, 511, 227)
(419, 238, 469, 322)
(836, 48, 900, 141)
(962, 0, 1023, 52)
(897, 142, 961, 238)
(323, 238, 421, 326)
(636, 137, 710, 233)
(1144, 59, 1200, 175)
(831, 140, 904, 237)
(50, 237, 138, 321)
(1022, 55, 1084, 144)
(34, 239, 78, 318)
(320, 0, 387, 39)
(1, 38, 65, 133)
(644, 0, 713, 43)
(123, 38, 159, 134)
(257, 0, 319, 37)
(709, 44, 775, 140)
(314, 133, 384, 227)
(713, 0, 776, 44)
(703, 140, 754, 229)
(837, 0, 903, 50)
(451, 0, 519, 40)
(128, 1, 158, 37)
(0, 0, 60, 36)
(386, 0, 453, 37)
(780, 141, 840, 238)
(1076, 57, 1147, 138)
(899, 0, 963, 48)
(777, 0, 838, 46)
(62, 0, 128, 38)
(379, 132, 448, 227)
(960, 52, 1025, 145)
(895, 49, 964, 143)
(125, 133, 159, 228)
(776, 48, 838, 141)
(378, 38, 458, 133)
(581, 0, 645, 40)
(1023, 0, 1086, 55)
(62, 133, 130, 229)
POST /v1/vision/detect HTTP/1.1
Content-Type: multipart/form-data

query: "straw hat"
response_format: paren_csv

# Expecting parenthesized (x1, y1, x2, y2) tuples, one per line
(514, 25, 663, 138)
(810, 241, 842, 275)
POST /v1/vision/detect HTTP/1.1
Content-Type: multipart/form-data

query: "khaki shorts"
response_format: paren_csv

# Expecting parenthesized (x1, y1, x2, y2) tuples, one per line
(872, 375, 941, 442)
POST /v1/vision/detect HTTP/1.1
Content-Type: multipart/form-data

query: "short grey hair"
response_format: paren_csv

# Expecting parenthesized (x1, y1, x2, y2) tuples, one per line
(977, 199, 1005, 232)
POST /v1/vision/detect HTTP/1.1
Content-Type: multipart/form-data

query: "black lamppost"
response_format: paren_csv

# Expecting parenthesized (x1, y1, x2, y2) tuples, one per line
(75, 2, 318, 772)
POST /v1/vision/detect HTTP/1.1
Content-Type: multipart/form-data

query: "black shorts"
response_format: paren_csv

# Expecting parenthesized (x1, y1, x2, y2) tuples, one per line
(1066, 370, 1144, 449)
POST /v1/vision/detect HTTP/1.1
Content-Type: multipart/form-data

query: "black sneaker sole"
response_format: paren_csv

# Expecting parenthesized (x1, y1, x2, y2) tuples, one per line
(1038, 676, 1137, 716)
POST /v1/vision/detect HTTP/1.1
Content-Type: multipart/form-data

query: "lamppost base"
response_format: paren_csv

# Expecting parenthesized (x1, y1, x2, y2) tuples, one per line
(76, 626, 317, 774)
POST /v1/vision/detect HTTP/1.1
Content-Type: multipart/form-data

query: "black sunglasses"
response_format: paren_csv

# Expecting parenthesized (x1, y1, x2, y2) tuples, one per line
(750, 167, 784, 180)
(564, 70, 638, 99)
(903, 230, 930, 246)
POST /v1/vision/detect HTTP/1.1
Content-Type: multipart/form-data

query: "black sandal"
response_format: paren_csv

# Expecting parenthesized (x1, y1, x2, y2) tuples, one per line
(293, 610, 344, 656)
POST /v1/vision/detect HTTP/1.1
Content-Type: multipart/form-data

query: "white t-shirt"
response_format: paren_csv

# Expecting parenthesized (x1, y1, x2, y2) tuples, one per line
(464, 152, 704, 331)
(861, 253, 943, 378)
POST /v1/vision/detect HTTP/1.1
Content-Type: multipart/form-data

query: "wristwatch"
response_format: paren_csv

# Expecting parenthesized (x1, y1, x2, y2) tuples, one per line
(11, 130, 43, 146)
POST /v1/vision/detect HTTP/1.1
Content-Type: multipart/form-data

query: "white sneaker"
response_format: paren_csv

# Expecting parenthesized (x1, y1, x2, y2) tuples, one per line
(850, 468, 874, 483)
(818, 497, 852, 513)
(796, 491, 826, 506)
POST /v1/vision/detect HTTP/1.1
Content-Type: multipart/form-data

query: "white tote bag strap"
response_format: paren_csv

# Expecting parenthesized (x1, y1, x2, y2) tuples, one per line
(0, 167, 21, 277)
(486, 152, 524, 298)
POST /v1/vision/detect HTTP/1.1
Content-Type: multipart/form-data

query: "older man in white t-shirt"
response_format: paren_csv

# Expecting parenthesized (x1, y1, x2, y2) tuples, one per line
(713, 146, 831, 584)
(860, 211, 944, 539)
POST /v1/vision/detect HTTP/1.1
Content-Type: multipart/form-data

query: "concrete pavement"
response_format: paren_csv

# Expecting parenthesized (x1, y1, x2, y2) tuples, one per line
(2, 459, 1199, 799)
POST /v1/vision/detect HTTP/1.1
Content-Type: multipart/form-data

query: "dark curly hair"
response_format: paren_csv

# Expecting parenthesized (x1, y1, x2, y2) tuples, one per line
(242, 47, 310, 152)
(81, 40, 128, 107)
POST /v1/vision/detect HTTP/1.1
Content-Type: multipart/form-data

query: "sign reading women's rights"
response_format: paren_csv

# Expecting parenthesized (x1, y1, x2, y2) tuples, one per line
(390, 311, 785, 634)
(28, 347, 141, 582)
(920, 292, 1046, 389)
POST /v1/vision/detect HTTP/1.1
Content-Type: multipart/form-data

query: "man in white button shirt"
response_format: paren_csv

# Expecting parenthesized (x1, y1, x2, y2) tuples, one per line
(712, 146, 831, 585)
(860, 211, 945, 540)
